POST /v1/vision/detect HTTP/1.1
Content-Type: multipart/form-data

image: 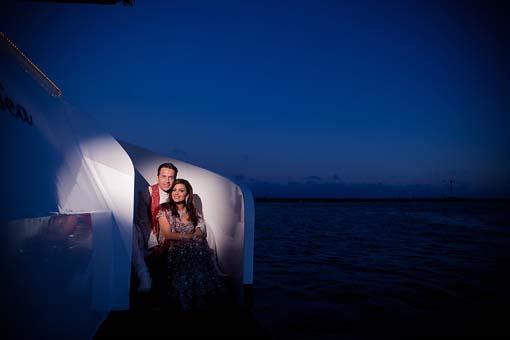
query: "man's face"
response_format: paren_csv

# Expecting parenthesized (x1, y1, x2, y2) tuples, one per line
(157, 168, 176, 192)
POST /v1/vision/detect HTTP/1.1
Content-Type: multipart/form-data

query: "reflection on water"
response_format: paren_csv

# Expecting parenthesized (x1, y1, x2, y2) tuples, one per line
(253, 201, 510, 339)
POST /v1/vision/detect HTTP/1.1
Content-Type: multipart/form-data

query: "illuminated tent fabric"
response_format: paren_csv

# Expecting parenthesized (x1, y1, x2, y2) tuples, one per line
(1, 31, 134, 339)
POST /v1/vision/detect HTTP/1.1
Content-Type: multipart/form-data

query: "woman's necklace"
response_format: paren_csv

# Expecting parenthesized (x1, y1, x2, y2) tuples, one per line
(177, 208, 188, 221)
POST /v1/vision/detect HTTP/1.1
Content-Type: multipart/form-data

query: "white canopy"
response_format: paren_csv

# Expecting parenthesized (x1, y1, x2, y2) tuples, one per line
(0, 32, 254, 340)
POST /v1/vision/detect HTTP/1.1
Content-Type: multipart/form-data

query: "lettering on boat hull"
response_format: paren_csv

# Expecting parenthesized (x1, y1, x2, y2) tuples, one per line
(0, 80, 33, 126)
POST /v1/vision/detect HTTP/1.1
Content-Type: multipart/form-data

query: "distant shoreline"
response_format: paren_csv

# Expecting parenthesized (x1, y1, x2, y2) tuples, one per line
(255, 197, 510, 203)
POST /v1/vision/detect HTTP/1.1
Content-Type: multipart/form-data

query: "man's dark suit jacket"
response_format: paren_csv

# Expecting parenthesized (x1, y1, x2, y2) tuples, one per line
(134, 188, 152, 248)
(133, 170, 153, 251)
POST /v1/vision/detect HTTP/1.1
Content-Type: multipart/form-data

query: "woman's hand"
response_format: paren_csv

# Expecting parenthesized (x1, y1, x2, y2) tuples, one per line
(193, 227, 206, 240)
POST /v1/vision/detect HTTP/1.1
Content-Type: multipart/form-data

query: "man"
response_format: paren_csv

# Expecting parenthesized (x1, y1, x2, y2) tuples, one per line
(132, 162, 178, 293)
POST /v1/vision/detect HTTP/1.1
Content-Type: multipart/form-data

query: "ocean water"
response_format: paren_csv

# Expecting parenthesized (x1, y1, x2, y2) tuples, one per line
(252, 201, 510, 339)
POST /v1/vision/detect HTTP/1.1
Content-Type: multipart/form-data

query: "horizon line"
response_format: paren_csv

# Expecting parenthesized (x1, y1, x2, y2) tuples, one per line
(254, 197, 510, 202)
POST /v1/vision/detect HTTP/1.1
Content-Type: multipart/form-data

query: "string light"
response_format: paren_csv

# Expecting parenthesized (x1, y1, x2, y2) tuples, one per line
(0, 31, 62, 97)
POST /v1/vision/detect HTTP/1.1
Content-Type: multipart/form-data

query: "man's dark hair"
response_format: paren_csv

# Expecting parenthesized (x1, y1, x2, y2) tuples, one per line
(158, 162, 178, 176)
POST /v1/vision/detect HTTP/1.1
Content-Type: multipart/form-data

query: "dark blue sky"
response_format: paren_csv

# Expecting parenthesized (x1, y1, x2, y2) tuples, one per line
(2, 0, 509, 197)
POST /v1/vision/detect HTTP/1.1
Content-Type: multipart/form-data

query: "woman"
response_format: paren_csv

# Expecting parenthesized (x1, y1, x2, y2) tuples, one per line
(156, 179, 224, 312)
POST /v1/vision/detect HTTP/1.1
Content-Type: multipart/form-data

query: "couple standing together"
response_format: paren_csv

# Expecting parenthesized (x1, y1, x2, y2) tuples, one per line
(132, 162, 223, 312)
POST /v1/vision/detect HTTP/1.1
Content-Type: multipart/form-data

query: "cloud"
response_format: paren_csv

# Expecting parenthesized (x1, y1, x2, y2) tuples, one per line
(305, 176, 321, 182)
(243, 179, 510, 198)
(224, 174, 510, 198)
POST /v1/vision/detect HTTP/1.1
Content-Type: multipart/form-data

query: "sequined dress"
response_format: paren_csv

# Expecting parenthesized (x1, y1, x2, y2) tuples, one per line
(156, 208, 224, 312)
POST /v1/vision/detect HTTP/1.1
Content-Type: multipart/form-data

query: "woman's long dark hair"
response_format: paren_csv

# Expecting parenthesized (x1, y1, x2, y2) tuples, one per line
(165, 178, 199, 226)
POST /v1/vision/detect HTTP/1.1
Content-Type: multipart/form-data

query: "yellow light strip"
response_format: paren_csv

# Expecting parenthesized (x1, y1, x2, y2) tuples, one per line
(0, 31, 62, 97)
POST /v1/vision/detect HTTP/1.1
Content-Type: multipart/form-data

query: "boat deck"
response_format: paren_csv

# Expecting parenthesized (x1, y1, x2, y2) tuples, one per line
(94, 302, 269, 339)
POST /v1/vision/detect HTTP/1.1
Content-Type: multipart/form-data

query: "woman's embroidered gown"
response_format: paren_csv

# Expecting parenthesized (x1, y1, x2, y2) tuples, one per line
(156, 208, 224, 312)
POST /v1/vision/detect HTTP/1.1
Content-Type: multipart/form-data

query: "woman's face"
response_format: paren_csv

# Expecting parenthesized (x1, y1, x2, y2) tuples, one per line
(171, 183, 188, 204)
